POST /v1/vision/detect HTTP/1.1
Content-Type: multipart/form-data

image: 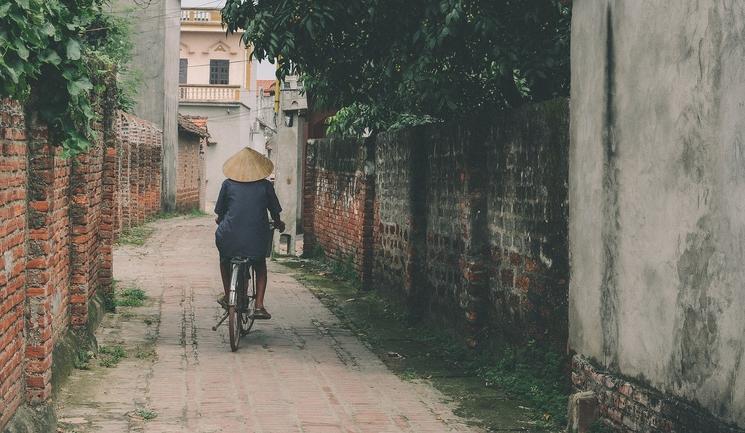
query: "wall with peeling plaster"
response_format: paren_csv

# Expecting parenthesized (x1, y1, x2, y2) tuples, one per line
(569, 0, 745, 427)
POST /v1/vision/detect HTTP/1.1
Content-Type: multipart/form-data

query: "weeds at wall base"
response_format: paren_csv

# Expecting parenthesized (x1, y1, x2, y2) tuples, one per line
(279, 257, 569, 431)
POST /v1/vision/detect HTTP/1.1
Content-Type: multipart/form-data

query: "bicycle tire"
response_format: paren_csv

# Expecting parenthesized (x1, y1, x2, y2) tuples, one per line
(228, 306, 241, 351)
(228, 263, 244, 351)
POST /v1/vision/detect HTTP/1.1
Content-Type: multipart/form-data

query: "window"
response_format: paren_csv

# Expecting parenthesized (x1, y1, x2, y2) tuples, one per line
(179, 59, 188, 84)
(209, 59, 229, 85)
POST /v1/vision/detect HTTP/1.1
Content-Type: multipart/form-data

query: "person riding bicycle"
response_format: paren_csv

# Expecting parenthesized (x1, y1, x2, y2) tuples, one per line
(215, 147, 285, 320)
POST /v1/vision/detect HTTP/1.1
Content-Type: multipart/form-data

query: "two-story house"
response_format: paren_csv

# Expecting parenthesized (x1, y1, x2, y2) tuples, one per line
(178, 7, 261, 209)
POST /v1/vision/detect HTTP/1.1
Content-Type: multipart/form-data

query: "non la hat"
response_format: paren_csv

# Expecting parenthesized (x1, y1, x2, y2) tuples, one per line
(222, 147, 274, 182)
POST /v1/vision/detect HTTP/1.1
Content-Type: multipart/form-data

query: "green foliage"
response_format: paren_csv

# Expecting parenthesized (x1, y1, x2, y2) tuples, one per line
(74, 349, 95, 370)
(301, 243, 325, 259)
(102, 285, 117, 312)
(285, 256, 570, 430)
(222, 0, 571, 136)
(0, 0, 134, 155)
(477, 341, 569, 426)
(98, 344, 126, 367)
(116, 225, 155, 246)
(116, 287, 146, 307)
(589, 420, 615, 433)
(134, 407, 158, 420)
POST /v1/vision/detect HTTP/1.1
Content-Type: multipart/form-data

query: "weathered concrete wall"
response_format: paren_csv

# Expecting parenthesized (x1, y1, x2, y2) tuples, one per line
(112, 0, 179, 211)
(272, 114, 306, 255)
(569, 0, 745, 429)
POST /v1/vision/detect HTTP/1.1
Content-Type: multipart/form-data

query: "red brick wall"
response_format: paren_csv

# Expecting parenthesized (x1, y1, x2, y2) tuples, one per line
(303, 138, 374, 278)
(176, 133, 202, 211)
(25, 121, 71, 403)
(111, 112, 162, 238)
(0, 100, 28, 428)
(303, 100, 570, 347)
(571, 355, 745, 433)
(0, 95, 164, 430)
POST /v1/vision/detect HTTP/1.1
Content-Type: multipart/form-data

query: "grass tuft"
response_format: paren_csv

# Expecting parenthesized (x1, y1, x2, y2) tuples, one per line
(135, 407, 158, 420)
(98, 345, 127, 368)
(116, 225, 155, 246)
(116, 287, 146, 307)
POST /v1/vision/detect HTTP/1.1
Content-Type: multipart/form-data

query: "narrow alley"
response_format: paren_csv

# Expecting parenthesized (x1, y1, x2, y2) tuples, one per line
(54, 217, 479, 433)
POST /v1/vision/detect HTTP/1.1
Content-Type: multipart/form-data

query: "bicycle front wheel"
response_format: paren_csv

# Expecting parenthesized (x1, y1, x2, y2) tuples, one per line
(242, 266, 257, 335)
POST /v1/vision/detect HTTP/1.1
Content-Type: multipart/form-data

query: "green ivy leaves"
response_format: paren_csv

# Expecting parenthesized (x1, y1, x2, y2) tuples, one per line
(0, 0, 118, 156)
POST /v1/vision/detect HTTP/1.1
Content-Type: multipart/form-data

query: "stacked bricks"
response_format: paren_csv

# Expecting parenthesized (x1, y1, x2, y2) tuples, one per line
(485, 99, 569, 346)
(0, 94, 165, 431)
(70, 115, 106, 326)
(371, 130, 416, 303)
(304, 138, 373, 278)
(175, 133, 202, 211)
(111, 112, 162, 239)
(25, 114, 71, 403)
(571, 355, 745, 433)
(0, 100, 28, 428)
(303, 99, 570, 348)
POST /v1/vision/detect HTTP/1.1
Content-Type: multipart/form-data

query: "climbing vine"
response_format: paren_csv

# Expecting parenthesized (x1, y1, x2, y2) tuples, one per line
(0, 0, 132, 156)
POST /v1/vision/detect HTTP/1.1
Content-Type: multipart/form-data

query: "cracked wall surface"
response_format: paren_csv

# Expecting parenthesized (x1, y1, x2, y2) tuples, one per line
(569, 0, 745, 428)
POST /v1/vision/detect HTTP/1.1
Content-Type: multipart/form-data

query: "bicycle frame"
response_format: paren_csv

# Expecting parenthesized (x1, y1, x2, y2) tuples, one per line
(228, 260, 242, 308)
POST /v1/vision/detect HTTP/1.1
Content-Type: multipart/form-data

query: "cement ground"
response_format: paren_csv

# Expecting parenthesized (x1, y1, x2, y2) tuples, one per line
(54, 216, 484, 433)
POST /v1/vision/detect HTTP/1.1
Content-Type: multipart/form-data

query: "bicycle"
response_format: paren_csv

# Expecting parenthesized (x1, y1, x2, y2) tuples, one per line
(212, 223, 275, 351)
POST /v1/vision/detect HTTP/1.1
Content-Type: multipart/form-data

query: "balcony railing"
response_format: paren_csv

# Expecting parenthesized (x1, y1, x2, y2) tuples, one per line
(180, 9, 221, 23)
(179, 85, 240, 102)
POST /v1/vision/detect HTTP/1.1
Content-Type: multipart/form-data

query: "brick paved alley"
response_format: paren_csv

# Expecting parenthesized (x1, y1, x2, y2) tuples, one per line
(55, 217, 481, 433)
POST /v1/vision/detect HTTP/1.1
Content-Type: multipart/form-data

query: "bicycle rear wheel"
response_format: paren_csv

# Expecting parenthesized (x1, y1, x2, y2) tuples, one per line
(228, 263, 246, 351)
(228, 306, 241, 351)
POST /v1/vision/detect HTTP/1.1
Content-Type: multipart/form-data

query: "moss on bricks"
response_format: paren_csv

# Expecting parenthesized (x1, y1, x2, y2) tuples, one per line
(51, 292, 104, 396)
(4, 292, 106, 433)
(2, 404, 56, 433)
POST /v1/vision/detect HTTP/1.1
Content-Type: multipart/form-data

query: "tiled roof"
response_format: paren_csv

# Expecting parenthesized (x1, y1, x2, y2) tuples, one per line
(256, 80, 276, 96)
(178, 114, 210, 138)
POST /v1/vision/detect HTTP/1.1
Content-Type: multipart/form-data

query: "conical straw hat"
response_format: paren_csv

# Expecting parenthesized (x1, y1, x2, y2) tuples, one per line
(222, 147, 274, 182)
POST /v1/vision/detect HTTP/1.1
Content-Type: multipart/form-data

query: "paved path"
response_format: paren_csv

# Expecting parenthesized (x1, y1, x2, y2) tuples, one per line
(56, 217, 480, 433)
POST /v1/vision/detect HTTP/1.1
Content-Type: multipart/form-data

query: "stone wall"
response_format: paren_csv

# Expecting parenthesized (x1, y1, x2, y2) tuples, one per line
(303, 99, 569, 346)
(569, 0, 745, 430)
(0, 98, 163, 431)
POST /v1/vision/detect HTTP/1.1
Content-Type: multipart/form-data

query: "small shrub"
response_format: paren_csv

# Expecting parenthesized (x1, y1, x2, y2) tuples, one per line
(301, 244, 325, 259)
(116, 226, 154, 246)
(99, 345, 127, 367)
(116, 287, 146, 307)
(589, 420, 615, 433)
(135, 407, 158, 420)
(74, 350, 95, 370)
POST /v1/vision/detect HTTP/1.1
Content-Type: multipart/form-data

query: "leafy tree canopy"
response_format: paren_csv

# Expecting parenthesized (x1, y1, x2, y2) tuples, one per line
(0, 0, 134, 155)
(222, 0, 571, 135)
